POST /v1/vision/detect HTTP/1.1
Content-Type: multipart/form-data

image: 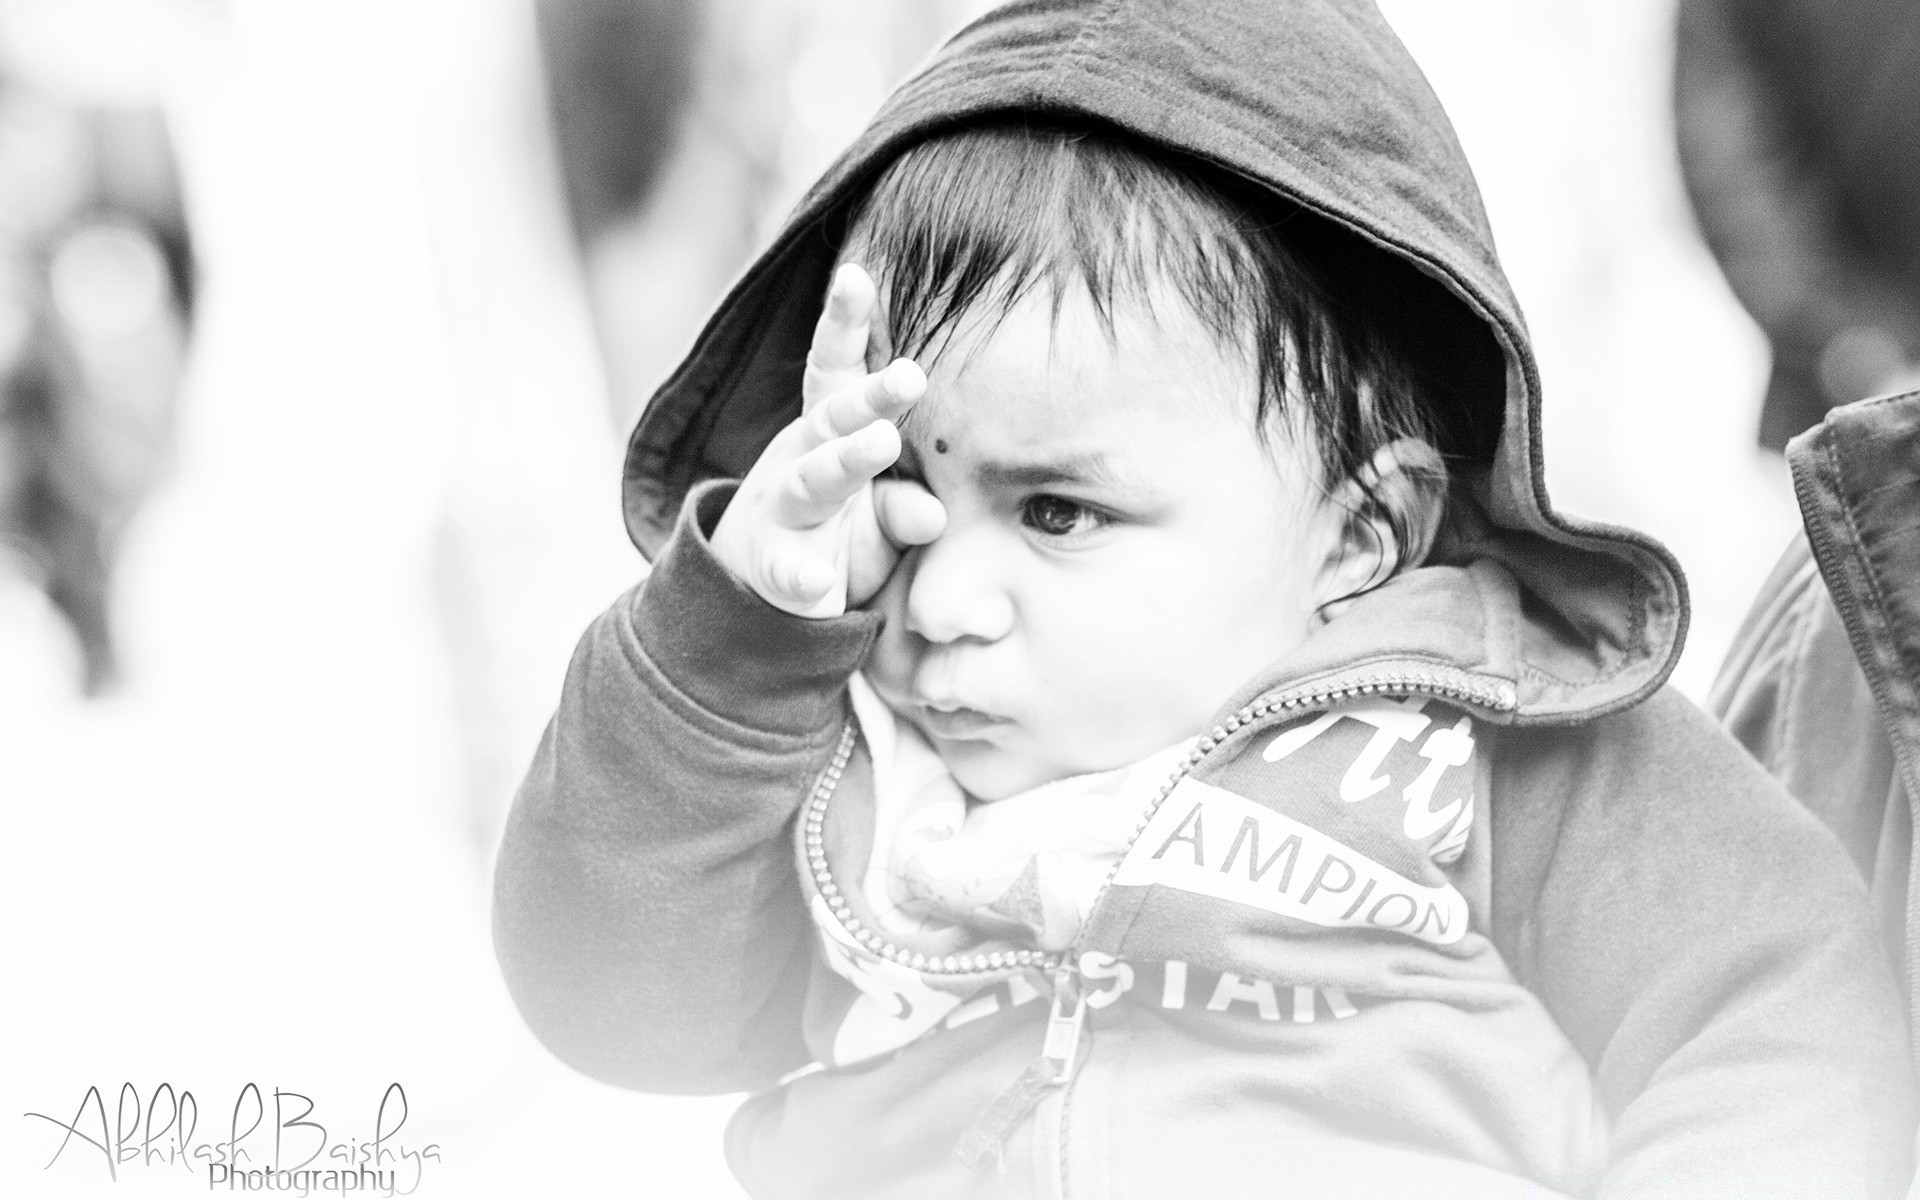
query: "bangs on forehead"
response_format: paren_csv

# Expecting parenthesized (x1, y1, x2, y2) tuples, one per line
(838, 117, 1465, 586)
(841, 122, 1266, 371)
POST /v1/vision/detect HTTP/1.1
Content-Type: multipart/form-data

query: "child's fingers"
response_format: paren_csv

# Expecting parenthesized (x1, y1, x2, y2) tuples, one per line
(776, 419, 900, 525)
(862, 357, 927, 419)
(801, 358, 926, 448)
(802, 264, 877, 412)
(873, 478, 947, 548)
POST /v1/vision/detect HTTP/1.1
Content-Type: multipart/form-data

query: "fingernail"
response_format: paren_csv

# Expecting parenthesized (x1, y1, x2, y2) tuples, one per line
(792, 560, 820, 596)
(885, 358, 924, 397)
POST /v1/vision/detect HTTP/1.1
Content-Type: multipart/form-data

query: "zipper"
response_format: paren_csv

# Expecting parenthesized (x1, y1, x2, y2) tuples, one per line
(1060, 662, 1518, 974)
(1042, 662, 1514, 1196)
(1041, 967, 1089, 1082)
(801, 722, 1062, 977)
(803, 661, 1517, 984)
(802, 662, 1518, 1179)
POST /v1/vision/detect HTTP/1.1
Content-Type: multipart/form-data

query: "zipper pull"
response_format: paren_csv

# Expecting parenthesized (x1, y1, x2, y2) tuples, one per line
(954, 962, 1088, 1169)
(1041, 965, 1089, 1083)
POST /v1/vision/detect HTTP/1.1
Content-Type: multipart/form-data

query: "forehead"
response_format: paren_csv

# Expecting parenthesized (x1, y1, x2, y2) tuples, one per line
(899, 283, 1264, 457)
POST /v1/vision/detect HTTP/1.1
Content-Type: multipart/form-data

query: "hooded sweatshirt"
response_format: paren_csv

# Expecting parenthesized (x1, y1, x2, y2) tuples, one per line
(492, 1, 1918, 1195)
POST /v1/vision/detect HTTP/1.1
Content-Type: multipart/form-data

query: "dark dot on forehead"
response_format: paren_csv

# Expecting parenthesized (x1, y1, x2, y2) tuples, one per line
(934, 438, 949, 454)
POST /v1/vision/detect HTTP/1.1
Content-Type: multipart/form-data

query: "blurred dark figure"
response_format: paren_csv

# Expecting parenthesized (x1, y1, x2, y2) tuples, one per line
(534, 0, 698, 249)
(0, 75, 195, 693)
(1675, 0, 1920, 449)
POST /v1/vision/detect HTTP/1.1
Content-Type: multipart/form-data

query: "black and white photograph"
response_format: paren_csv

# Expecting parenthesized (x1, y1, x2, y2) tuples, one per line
(6, 0, 1919, 1195)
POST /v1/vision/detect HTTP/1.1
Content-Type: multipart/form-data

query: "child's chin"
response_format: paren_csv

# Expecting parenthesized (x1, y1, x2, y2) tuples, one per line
(937, 741, 1055, 804)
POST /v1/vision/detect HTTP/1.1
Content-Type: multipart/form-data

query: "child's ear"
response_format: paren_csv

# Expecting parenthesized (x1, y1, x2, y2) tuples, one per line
(1313, 439, 1447, 620)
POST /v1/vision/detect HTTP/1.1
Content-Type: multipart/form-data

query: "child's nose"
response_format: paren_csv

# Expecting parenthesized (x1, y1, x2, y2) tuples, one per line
(903, 533, 1014, 645)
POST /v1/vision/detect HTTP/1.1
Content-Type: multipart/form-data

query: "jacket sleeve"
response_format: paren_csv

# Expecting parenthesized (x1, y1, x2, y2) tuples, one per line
(492, 480, 878, 1092)
(1490, 687, 1917, 1198)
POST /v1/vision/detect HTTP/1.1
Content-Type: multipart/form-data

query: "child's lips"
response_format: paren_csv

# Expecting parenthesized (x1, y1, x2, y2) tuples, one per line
(915, 703, 1008, 740)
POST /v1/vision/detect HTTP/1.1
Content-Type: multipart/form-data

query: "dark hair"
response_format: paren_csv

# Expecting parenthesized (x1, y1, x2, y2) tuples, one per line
(840, 117, 1457, 579)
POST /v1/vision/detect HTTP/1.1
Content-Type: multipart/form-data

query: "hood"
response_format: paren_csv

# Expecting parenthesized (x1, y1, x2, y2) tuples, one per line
(621, 0, 1687, 726)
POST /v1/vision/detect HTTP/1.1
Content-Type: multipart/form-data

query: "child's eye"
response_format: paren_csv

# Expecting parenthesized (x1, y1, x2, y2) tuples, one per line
(1020, 495, 1107, 538)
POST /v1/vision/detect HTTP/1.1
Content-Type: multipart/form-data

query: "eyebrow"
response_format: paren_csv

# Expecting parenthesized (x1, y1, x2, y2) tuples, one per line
(974, 452, 1124, 491)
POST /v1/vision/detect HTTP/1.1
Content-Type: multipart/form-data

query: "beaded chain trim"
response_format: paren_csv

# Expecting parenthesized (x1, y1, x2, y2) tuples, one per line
(802, 668, 1517, 978)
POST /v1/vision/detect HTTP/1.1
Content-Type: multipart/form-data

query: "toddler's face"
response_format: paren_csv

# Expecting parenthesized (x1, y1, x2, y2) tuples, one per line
(865, 284, 1350, 801)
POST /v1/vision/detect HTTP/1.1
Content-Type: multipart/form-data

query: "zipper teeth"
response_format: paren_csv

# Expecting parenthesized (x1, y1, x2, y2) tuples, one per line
(803, 723, 1063, 976)
(805, 667, 1517, 977)
(1068, 666, 1516, 956)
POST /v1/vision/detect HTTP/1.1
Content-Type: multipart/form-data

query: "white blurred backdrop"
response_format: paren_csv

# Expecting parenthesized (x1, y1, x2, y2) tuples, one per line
(0, 0, 1791, 1196)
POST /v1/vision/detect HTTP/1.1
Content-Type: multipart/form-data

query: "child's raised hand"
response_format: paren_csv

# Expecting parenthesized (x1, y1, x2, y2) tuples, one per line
(710, 263, 946, 618)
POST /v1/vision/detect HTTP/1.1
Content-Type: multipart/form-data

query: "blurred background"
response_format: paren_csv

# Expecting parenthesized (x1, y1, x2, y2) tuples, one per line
(1, 0, 1895, 1194)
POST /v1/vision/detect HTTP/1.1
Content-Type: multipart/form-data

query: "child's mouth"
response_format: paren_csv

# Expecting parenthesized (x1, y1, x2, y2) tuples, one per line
(915, 704, 1008, 740)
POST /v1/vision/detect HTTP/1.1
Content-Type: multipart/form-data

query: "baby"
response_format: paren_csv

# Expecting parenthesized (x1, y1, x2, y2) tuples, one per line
(494, 3, 1917, 1196)
(696, 118, 1602, 1192)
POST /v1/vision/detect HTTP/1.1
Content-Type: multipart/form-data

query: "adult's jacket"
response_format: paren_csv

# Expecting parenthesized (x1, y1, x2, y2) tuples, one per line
(1713, 389, 1920, 1063)
(495, 1, 1917, 1194)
